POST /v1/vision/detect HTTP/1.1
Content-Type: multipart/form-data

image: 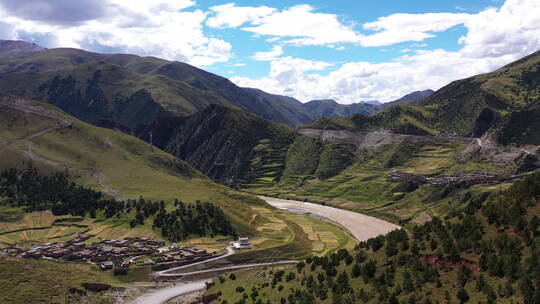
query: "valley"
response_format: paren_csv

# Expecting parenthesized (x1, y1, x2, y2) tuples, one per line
(0, 34, 538, 304)
(0, 93, 358, 303)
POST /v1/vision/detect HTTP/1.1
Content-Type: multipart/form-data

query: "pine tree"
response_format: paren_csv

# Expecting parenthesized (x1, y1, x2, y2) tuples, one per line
(456, 288, 469, 304)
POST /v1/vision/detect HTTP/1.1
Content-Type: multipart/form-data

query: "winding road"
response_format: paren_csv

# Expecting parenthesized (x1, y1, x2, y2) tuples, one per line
(156, 246, 235, 276)
(132, 250, 297, 304)
(260, 195, 401, 242)
(131, 280, 207, 304)
(158, 260, 298, 278)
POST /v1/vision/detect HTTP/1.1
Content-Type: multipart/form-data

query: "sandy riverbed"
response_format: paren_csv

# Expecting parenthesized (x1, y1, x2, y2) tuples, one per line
(260, 196, 400, 242)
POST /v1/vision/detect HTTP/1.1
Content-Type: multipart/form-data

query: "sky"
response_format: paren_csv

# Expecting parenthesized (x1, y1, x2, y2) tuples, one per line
(0, 0, 539, 103)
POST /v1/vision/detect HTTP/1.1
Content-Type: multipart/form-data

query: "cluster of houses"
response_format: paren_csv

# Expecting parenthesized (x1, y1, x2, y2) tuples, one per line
(388, 169, 519, 187)
(0, 234, 213, 274)
(16, 234, 165, 262)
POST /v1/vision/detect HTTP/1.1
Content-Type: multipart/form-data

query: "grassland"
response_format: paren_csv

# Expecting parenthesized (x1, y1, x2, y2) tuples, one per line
(0, 253, 167, 304)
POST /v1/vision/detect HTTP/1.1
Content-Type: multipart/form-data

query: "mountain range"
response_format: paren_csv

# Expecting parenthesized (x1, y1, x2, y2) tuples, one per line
(308, 50, 540, 144)
(0, 40, 539, 218)
(0, 40, 427, 129)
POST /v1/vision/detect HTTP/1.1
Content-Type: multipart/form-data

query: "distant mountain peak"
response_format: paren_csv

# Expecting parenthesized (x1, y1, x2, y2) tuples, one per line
(362, 100, 382, 105)
(0, 40, 45, 56)
(381, 89, 435, 108)
(306, 99, 339, 105)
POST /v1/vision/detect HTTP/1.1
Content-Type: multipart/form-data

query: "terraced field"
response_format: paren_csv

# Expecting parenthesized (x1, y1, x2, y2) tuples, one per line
(0, 210, 161, 248)
(240, 138, 292, 189)
(237, 206, 354, 257)
(280, 213, 355, 255)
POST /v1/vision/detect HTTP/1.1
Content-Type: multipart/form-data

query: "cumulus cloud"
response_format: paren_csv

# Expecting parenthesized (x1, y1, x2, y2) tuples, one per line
(361, 13, 472, 47)
(206, 3, 477, 48)
(0, 0, 231, 66)
(243, 5, 361, 46)
(459, 0, 540, 58)
(251, 45, 283, 61)
(206, 3, 276, 28)
(207, 3, 362, 47)
(231, 0, 540, 103)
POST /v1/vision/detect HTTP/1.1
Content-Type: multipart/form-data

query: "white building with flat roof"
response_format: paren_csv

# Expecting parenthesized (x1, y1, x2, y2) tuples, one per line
(231, 237, 250, 249)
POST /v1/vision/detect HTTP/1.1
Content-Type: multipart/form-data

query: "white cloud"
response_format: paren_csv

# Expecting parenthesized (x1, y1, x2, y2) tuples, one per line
(206, 3, 276, 29)
(205, 3, 483, 48)
(251, 45, 283, 61)
(243, 5, 362, 46)
(232, 0, 540, 103)
(266, 37, 280, 43)
(207, 3, 362, 47)
(361, 12, 471, 47)
(458, 0, 540, 58)
(0, 0, 232, 66)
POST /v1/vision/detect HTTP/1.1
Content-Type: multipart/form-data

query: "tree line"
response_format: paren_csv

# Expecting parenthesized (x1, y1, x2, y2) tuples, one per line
(0, 168, 236, 241)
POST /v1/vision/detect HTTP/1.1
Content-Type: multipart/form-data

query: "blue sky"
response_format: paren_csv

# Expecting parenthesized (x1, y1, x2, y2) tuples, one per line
(0, 0, 538, 103)
(200, 0, 497, 78)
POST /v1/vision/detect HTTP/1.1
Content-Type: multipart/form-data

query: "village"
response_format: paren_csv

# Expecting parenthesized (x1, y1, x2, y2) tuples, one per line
(387, 169, 524, 187)
(0, 234, 217, 275)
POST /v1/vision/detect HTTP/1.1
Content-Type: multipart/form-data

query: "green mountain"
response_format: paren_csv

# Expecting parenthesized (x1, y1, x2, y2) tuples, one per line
(302, 99, 380, 120)
(0, 45, 371, 127)
(242, 87, 314, 125)
(242, 88, 383, 124)
(0, 93, 271, 237)
(135, 104, 296, 187)
(417, 50, 540, 138)
(381, 89, 434, 108)
(209, 170, 540, 304)
(306, 50, 540, 142)
(303, 104, 437, 137)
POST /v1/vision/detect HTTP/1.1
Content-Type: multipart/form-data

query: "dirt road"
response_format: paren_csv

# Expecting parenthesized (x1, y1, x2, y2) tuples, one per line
(157, 260, 298, 278)
(130, 281, 207, 304)
(260, 196, 400, 242)
(156, 246, 235, 277)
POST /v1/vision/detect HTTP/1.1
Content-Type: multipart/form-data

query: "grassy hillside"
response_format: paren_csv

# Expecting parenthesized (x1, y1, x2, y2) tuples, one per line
(301, 99, 380, 120)
(417, 50, 540, 138)
(0, 47, 317, 127)
(305, 50, 540, 141)
(208, 170, 540, 304)
(0, 94, 298, 247)
(0, 93, 261, 237)
(0, 59, 230, 128)
(0, 257, 114, 304)
(303, 105, 437, 136)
